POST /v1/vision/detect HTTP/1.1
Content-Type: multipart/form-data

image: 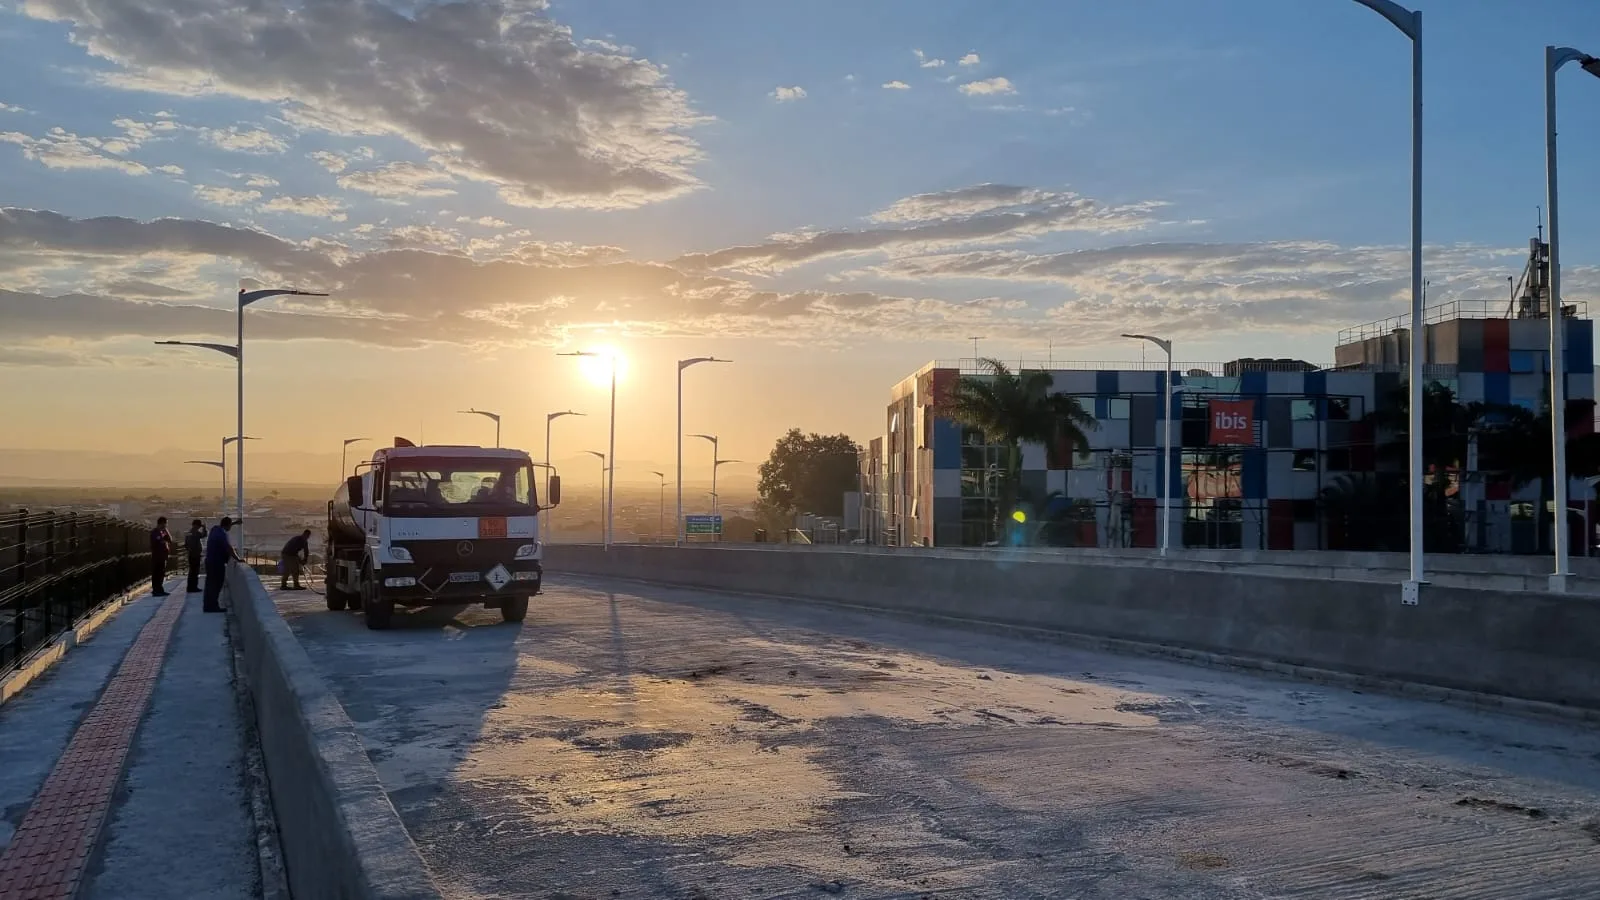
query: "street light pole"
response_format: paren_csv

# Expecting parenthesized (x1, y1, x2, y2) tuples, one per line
(458, 408, 502, 448)
(1348, 0, 1423, 604)
(582, 450, 606, 546)
(223, 435, 259, 515)
(545, 411, 583, 543)
(340, 437, 370, 481)
(1122, 334, 1173, 556)
(677, 357, 731, 545)
(1542, 46, 1600, 591)
(650, 471, 666, 541)
(690, 434, 720, 513)
(235, 287, 328, 549)
(184, 460, 226, 508)
(562, 352, 624, 549)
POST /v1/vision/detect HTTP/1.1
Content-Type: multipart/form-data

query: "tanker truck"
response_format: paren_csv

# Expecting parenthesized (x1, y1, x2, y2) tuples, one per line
(324, 441, 561, 630)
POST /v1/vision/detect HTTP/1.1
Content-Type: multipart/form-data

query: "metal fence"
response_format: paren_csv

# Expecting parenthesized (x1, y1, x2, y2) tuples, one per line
(0, 510, 156, 677)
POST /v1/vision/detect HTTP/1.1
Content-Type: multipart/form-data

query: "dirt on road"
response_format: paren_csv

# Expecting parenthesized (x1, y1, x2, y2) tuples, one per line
(277, 579, 1600, 899)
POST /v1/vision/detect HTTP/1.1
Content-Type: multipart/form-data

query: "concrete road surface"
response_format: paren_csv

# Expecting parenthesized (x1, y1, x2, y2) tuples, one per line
(277, 579, 1600, 899)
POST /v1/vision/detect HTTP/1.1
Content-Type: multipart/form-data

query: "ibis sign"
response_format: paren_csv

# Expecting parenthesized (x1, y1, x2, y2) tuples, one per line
(1208, 400, 1255, 445)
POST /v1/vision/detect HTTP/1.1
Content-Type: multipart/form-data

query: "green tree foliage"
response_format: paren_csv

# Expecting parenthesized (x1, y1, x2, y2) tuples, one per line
(757, 429, 862, 517)
(940, 358, 1096, 540)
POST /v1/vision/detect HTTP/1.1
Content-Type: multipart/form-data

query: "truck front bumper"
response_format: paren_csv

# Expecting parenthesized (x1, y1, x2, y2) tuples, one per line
(375, 561, 541, 605)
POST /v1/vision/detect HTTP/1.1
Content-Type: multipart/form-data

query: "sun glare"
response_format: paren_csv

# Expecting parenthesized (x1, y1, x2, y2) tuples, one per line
(577, 346, 628, 387)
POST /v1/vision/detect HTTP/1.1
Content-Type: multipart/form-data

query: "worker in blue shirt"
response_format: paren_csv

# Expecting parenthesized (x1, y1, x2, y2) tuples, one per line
(203, 516, 243, 613)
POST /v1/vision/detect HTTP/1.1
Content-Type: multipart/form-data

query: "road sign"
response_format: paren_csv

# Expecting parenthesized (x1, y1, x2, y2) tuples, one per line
(685, 515, 722, 535)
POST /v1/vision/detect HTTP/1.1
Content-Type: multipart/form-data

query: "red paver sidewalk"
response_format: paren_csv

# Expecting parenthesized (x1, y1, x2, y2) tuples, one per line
(0, 593, 185, 900)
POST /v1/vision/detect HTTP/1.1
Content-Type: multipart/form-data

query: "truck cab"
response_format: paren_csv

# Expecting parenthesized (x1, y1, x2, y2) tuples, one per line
(325, 444, 561, 630)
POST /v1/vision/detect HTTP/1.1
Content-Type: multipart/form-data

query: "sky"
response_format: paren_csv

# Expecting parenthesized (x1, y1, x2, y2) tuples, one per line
(5, 0, 1600, 487)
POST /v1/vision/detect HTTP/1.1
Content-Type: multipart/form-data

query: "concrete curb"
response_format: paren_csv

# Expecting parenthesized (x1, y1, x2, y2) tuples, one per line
(0, 585, 142, 708)
(566, 573, 1600, 727)
(226, 564, 443, 900)
(224, 605, 291, 900)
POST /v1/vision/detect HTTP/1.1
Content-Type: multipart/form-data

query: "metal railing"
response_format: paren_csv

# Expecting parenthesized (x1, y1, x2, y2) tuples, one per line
(1337, 298, 1591, 346)
(0, 510, 156, 676)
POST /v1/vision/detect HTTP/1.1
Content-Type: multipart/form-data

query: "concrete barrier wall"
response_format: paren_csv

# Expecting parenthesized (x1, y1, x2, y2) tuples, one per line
(554, 545, 1600, 713)
(226, 565, 443, 900)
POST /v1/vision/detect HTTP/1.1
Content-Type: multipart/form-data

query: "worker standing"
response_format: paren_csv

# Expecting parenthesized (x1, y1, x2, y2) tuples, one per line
(203, 516, 242, 613)
(149, 516, 173, 597)
(184, 519, 204, 593)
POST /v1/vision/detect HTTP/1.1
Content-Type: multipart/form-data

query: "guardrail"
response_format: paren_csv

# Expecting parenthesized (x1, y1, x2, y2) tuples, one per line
(0, 510, 155, 676)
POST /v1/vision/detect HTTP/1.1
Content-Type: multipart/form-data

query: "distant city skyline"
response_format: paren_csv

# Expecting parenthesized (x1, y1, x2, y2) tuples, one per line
(6, 1, 1600, 471)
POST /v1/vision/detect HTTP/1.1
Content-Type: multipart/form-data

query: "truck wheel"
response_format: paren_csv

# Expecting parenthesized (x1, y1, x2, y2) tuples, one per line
(324, 587, 348, 612)
(362, 565, 393, 630)
(501, 596, 529, 623)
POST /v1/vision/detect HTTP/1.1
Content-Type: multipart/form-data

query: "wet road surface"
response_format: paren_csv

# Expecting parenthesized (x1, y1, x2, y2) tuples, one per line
(277, 578, 1600, 899)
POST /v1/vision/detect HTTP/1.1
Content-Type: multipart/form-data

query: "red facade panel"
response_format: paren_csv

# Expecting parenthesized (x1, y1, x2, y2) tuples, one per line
(1132, 498, 1156, 548)
(1483, 318, 1510, 373)
(1268, 499, 1295, 550)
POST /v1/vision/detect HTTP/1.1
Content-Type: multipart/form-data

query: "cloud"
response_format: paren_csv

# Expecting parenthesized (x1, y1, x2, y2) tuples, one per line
(882, 80, 911, 91)
(960, 77, 1016, 96)
(192, 184, 261, 207)
(958, 53, 981, 67)
(336, 161, 456, 198)
(0, 102, 25, 113)
(868, 184, 1066, 224)
(261, 195, 347, 221)
(912, 49, 944, 68)
(456, 215, 511, 228)
(200, 125, 288, 154)
(154, 164, 185, 175)
(0, 127, 151, 175)
(307, 150, 350, 173)
(23, 0, 705, 209)
(242, 174, 279, 188)
(770, 86, 807, 102)
(678, 186, 1161, 273)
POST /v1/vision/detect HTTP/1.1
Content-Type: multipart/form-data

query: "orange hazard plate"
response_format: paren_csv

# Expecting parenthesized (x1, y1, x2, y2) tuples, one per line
(477, 517, 508, 539)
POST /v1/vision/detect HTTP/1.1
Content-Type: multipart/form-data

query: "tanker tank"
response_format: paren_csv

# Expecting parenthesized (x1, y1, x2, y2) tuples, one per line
(328, 476, 369, 546)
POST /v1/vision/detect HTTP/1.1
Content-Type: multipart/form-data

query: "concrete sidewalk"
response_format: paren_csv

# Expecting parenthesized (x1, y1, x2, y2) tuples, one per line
(0, 573, 264, 899)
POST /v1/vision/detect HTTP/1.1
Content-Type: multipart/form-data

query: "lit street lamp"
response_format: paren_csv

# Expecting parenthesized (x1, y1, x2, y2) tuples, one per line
(1543, 45, 1600, 592)
(1122, 334, 1174, 557)
(650, 471, 667, 542)
(458, 408, 502, 448)
(562, 351, 621, 549)
(582, 450, 607, 547)
(677, 357, 731, 544)
(340, 437, 369, 480)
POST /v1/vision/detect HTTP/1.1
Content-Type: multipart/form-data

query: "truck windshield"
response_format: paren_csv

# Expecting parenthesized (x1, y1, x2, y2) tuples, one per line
(383, 460, 536, 511)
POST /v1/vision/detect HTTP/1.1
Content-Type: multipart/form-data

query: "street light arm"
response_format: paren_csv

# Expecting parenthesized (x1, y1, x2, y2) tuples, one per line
(547, 410, 584, 422)
(343, 437, 370, 447)
(678, 356, 731, 371)
(183, 460, 225, 469)
(1551, 46, 1597, 73)
(154, 340, 239, 359)
(1350, 0, 1419, 40)
(459, 408, 501, 424)
(1120, 333, 1172, 354)
(239, 288, 329, 308)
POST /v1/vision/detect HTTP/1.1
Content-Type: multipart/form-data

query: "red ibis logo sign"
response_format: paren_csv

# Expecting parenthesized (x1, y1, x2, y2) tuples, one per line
(1208, 400, 1255, 445)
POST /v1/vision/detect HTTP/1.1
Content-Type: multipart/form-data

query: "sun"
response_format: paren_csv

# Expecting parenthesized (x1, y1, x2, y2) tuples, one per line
(577, 346, 628, 387)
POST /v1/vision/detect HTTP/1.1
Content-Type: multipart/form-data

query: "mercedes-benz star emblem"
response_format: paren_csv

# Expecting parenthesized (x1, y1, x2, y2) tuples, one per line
(456, 540, 474, 557)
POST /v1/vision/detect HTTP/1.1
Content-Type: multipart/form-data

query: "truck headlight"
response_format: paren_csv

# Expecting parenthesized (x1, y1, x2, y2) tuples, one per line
(384, 546, 413, 563)
(514, 543, 541, 560)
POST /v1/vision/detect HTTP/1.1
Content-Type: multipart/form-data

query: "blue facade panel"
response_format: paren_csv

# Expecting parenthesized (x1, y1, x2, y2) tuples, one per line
(1567, 320, 1594, 372)
(1242, 448, 1268, 499)
(932, 418, 962, 469)
(1484, 372, 1511, 406)
(1096, 370, 1119, 396)
(1241, 371, 1268, 396)
(1303, 371, 1326, 401)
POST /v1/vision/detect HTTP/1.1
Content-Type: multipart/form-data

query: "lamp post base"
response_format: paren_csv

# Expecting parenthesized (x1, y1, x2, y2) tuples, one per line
(1548, 572, 1572, 594)
(1400, 580, 1425, 606)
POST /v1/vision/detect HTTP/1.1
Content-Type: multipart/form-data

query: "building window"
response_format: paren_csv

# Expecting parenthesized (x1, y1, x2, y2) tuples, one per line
(1291, 399, 1316, 421)
(1107, 397, 1131, 420)
(1511, 502, 1535, 520)
(1325, 397, 1352, 421)
(1326, 448, 1351, 472)
(1292, 499, 1317, 522)
(1292, 450, 1317, 472)
(1182, 450, 1241, 500)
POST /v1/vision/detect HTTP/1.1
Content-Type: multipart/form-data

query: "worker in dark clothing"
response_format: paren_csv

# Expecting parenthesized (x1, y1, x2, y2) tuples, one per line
(203, 516, 242, 613)
(184, 519, 204, 593)
(279, 529, 312, 590)
(149, 516, 173, 597)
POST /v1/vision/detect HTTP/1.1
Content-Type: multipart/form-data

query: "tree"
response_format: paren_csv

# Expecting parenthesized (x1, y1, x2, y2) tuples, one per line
(940, 358, 1096, 542)
(757, 430, 862, 518)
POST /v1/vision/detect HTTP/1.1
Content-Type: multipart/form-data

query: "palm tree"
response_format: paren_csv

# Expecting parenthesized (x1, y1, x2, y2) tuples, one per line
(1475, 389, 1600, 554)
(941, 358, 1096, 543)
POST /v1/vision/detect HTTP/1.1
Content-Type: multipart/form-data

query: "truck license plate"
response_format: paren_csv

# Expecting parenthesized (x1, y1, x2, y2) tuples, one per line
(448, 571, 481, 583)
(478, 517, 507, 539)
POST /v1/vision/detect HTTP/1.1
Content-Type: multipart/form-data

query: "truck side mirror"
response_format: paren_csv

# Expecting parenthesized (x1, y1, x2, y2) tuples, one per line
(346, 475, 364, 508)
(547, 475, 561, 507)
